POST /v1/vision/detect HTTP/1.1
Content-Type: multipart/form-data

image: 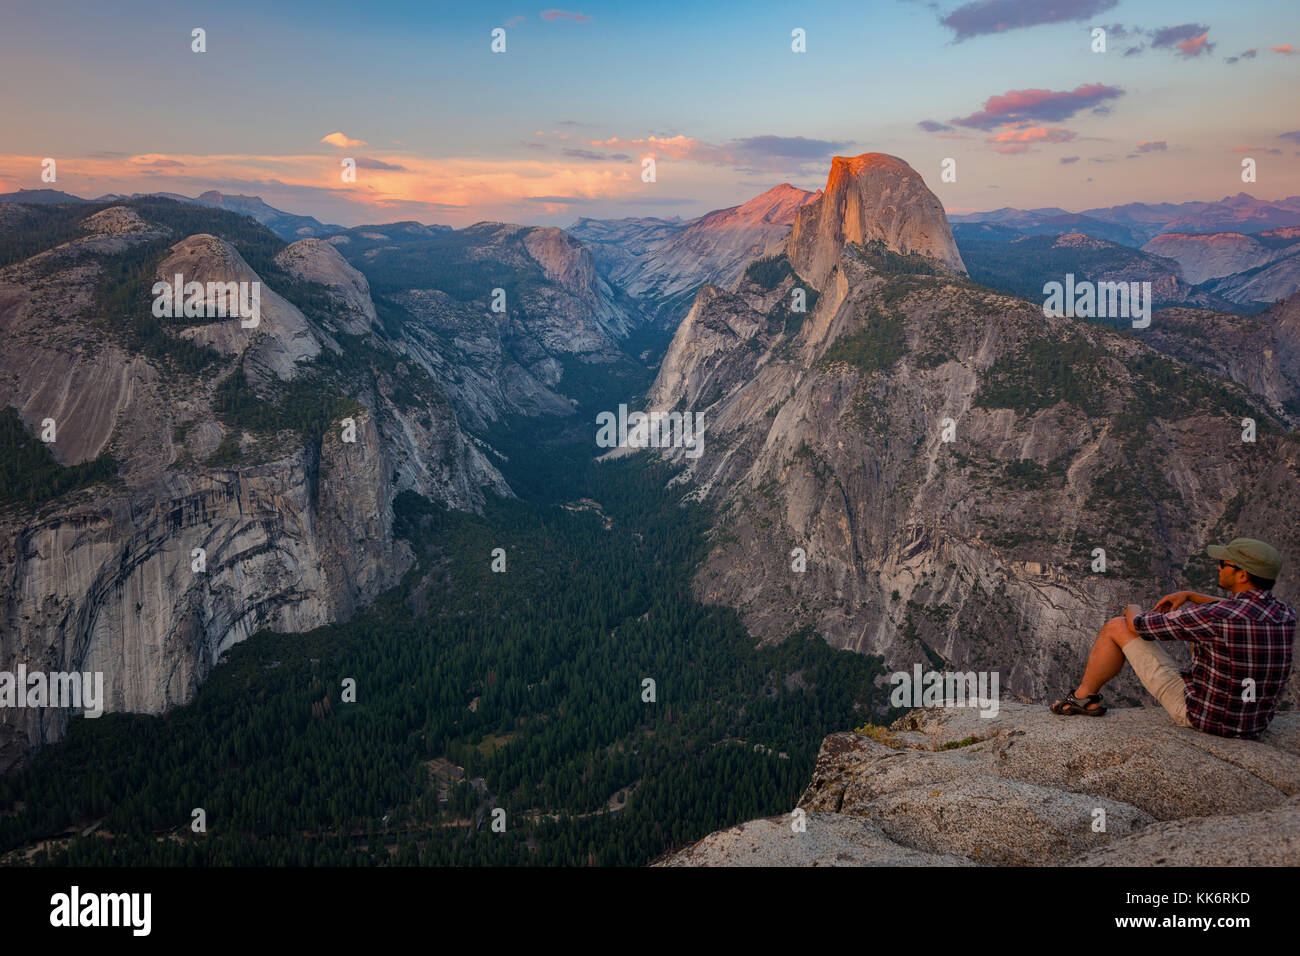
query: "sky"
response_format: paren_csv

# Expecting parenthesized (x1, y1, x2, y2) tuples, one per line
(1, 0, 1297, 227)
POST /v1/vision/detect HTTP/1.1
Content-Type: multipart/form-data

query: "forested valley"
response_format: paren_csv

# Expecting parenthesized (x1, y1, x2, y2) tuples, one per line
(0, 413, 893, 866)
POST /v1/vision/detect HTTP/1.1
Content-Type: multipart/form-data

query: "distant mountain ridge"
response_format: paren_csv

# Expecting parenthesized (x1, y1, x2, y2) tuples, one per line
(0, 189, 89, 205)
(0, 188, 350, 242)
(952, 193, 1300, 245)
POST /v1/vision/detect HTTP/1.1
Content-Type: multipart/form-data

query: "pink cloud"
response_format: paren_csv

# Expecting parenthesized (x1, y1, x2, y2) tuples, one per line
(985, 126, 1076, 153)
(989, 126, 1077, 144)
(1272, 44, 1295, 54)
(1176, 32, 1210, 56)
(952, 83, 1124, 129)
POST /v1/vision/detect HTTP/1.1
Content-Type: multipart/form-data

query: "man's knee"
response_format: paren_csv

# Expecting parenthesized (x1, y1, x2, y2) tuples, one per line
(1103, 615, 1139, 647)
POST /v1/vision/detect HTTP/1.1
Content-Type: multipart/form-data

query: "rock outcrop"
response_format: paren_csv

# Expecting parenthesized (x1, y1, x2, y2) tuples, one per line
(274, 238, 377, 335)
(658, 702, 1300, 865)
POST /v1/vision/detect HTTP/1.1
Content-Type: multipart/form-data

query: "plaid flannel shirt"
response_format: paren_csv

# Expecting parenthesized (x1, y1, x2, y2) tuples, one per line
(1133, 589, 1296, 739)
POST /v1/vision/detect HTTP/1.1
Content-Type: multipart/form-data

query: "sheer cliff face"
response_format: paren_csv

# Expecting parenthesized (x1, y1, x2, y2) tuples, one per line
(0, 205, 515, 770)
(645, 157, 1300, 704)
(786, 153, 966, 290)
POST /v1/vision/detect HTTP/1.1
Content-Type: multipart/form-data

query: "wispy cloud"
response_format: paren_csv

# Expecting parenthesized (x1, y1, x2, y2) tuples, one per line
(1135, 140, 1167, 152)
(564, 148, 630, 161)
(354, 157, 407, 171)
(731, 135, 853, 160)
(131, 155, 186, 168)
(1272, 44, 1295, 54)
(540, 9, 592, 22)
(585, 134, 851, 170)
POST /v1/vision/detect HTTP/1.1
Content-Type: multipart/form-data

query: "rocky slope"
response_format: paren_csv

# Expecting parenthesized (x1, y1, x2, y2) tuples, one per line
(570, 184, 818, 327)
(636, 152, 1300, 709)
(337, 221, 649, 434)
(1142, 231, 1283, 284)
(657, 702, 1300, 865)
(0, 199, 525, 771)
(1134, 298, 1300, 425)
(1203, 246, 1300, 309)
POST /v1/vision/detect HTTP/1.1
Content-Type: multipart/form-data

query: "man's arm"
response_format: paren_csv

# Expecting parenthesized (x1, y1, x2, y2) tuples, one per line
(1131, 600, 1224, 642)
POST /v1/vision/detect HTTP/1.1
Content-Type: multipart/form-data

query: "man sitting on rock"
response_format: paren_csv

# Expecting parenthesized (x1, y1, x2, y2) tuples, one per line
(1051, 538, 1296, 739)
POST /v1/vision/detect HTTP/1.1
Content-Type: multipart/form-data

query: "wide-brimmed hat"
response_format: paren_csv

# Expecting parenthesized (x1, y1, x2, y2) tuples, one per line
(1206, 538, 1282, 579)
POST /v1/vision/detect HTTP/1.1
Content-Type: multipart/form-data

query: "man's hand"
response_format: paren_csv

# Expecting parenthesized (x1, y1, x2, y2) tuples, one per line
(1154, 591, 1192, 612)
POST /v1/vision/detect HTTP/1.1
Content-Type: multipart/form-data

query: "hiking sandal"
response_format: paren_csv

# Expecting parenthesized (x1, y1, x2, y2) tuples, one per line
(1050, 692, 1107, 716)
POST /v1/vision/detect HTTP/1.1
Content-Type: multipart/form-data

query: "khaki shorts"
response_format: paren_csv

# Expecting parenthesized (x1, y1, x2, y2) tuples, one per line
(1122, 638, 1192, 727)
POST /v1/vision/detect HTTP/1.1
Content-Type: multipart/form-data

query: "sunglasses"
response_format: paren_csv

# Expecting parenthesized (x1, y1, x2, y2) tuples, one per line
(1218, 560, 1240, 571)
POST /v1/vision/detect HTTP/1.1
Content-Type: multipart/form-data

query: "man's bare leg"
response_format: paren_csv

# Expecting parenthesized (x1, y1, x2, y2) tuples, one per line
(1055, 616, 1139, 711)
